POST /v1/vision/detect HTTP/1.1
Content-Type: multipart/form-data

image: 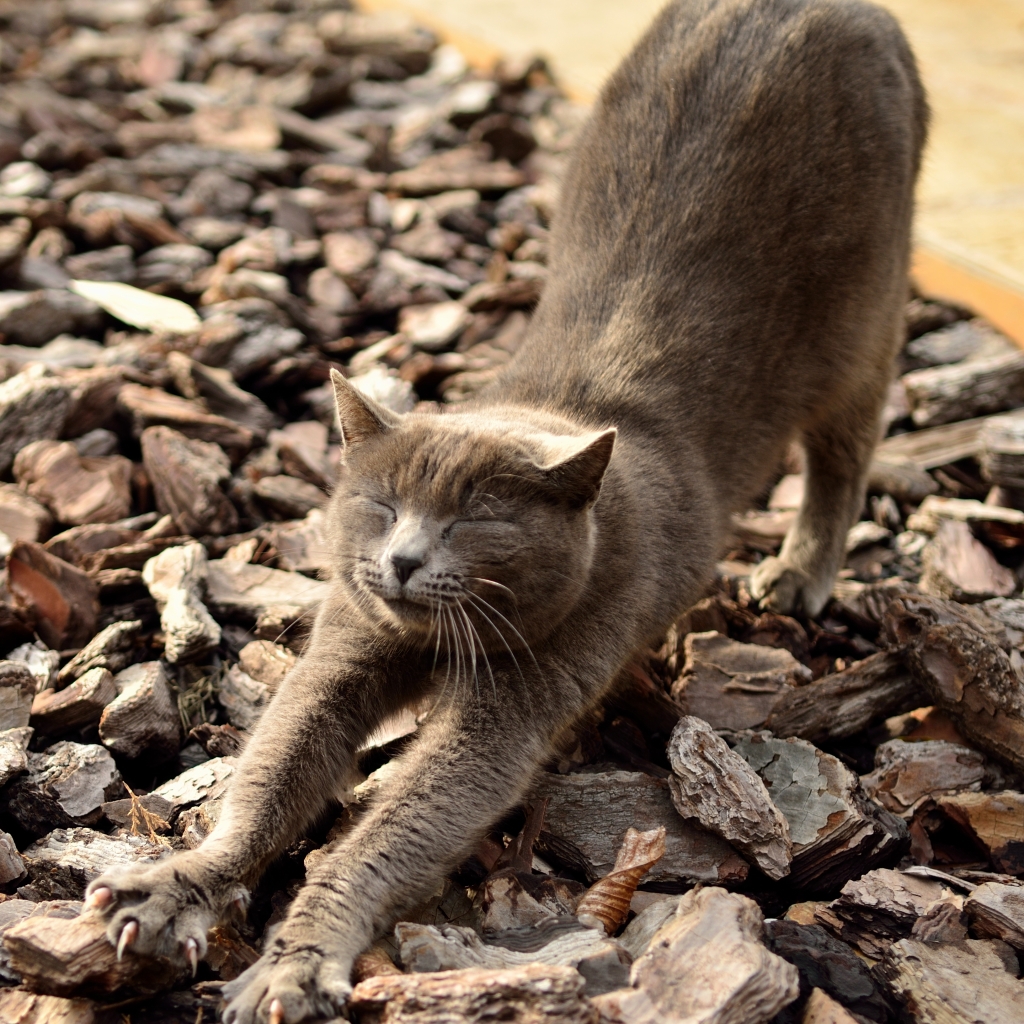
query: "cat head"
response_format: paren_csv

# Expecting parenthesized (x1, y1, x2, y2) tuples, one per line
(325, 370, 615, 648)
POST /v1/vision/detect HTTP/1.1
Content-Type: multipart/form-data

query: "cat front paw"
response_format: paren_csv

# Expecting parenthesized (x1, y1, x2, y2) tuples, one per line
(85, 856, 242, 971)
(749, 557, 814, 616)
(222, 947, 353, 1024)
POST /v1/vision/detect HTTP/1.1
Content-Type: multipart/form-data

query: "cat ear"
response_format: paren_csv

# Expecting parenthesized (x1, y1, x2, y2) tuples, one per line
(330, 368, 400, 449)
(538, 428, 617, 506)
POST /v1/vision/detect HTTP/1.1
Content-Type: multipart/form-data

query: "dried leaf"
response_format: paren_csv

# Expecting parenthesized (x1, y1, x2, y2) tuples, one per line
(575, 826, 666, 935)
(69, 280, 201, 334)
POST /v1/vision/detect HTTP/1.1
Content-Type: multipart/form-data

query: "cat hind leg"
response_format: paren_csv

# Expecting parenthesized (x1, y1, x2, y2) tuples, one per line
(750, 379, 889, 618)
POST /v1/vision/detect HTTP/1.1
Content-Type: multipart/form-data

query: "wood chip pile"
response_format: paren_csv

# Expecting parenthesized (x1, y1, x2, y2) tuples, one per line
(0, 2, 1022, 1022)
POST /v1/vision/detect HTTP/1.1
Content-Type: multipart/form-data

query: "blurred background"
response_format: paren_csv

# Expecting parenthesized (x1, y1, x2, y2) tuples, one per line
(362, 0, 1024, 340)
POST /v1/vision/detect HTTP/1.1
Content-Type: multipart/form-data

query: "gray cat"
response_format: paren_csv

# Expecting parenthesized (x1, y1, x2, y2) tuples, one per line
(86, 1, 926, 1020)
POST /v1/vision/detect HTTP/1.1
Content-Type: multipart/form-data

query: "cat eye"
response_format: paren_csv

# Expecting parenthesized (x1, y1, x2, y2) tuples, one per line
(368, 500, 397, 524)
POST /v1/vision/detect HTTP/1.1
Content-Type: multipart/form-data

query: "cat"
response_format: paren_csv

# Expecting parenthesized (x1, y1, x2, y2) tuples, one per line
(86, 1, 927, 1021)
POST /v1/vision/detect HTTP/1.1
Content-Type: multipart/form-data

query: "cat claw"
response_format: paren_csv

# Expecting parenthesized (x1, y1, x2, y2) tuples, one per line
(185, 938, 199, 976)
(268, 998, 285, 1024)
(116, 920, 138, 961)
(85, 886, 112, 910)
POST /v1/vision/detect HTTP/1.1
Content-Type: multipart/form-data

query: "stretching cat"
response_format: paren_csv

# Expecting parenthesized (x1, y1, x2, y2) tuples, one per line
(87, 1, 926, 1020)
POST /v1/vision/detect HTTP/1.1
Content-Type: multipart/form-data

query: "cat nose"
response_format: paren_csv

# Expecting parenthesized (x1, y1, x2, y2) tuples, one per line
(392, 554, 423, 586)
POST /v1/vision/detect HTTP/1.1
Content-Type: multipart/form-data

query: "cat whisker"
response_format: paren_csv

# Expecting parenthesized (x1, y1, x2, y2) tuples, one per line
(460, 603, 497, 702)
(467, 577, 519, 603)
(465, 592, 542, 678)
(461, 592, 526, 686)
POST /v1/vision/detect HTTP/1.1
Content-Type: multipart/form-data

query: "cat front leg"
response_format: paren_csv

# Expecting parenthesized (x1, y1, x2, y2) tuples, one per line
(85, 609, 415, 972)
(220, 676, 566, 1024)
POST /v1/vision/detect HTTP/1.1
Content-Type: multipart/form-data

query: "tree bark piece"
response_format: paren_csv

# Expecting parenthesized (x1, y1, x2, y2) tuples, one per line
(151, 756, 235, 820)
(119, 383, 253, 459)
(217, 664, 269, 731)
(672, 632, 811, 732)
(3, 910, 182, 997)
(166, 351, 275, 439)
(531, 770, 749, 887)
(764, 921, 889, 1024)
(592, 887, 799, 1024)
(0, 829, 26, 885)
(576, 827, 666, 934)
(237, 640, 295, 689)
(885, 594, 1024, 773)
(0, 989, 97, 1024)
(350, 964, 596, 1024)
(13, 440, 131, 527)
(98, 662, 181, 762)
(395, 921, 630, 997)
(0, 725, 32, 787)
(936, 791, 1024, 874)
(666, 716, 791, 879)
(861, 739, 986, 816)
(205, 558, 332, 622)
(734, 734, 908, 893)
(0, 661, 36, 730)
(3, 743, 121, 837)
(0, 368, 72, 477)
(876, 414, 1009, 469)
(20, 827, 168, 901)
(0, 483, 52, 543)
(30, 668, 117, 736)
(819, 868, 949, 959)
(875, 938, 1024, 1024)
(980, 413, 1024, 489)
(965, 882, 1024, 949)
(800, 988, 861, 1024)
(140, 426, 238, 537)
(902, 351, 1024, 428)
(763, 650, 924, 744)
(919, 519, 1015, 602)
(253, 474, 326, 519)
(6, 542, 99, 650)
(142, 543, 220, 664)
(56, 620, 141, 686)
(866, 456, 938, 504)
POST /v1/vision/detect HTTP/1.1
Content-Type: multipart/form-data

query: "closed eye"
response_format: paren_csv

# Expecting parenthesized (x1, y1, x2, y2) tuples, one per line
(369, 500, 397, 524)
(443, 518, 515, 541)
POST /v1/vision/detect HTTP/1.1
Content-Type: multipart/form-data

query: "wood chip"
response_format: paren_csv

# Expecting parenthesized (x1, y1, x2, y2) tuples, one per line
(885, 594, 1024, 773)
(350, 964, 596, 1024)
(0, 661, 35, 731)
(920, 519, 1015, 601)
(672, 632, 811, 732)
(734, 734, 908, 892)
(98, 662, 181, 762)
(140, 426, 238, 537)
(763, 650, 923, 744)
(764, 920, 889, 1023)
(666, 716, 791, 879)
(592, 887, 799, 1024)
(19, 827, 167, 901)
(876, 938, 1024, 1024)
(965, 882, 1024, 949)
(861, 739, 986, 816)
(936, 791, 1024, 874)
(4, 909, 181, 997)
(31, 668, 117, 736)
(902, 351, 1024, 428)
(13, 440, 132, 527)
(3, 743, 121, 837)
(6, 542, 99, 650)
(532, 770, 749, 887)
